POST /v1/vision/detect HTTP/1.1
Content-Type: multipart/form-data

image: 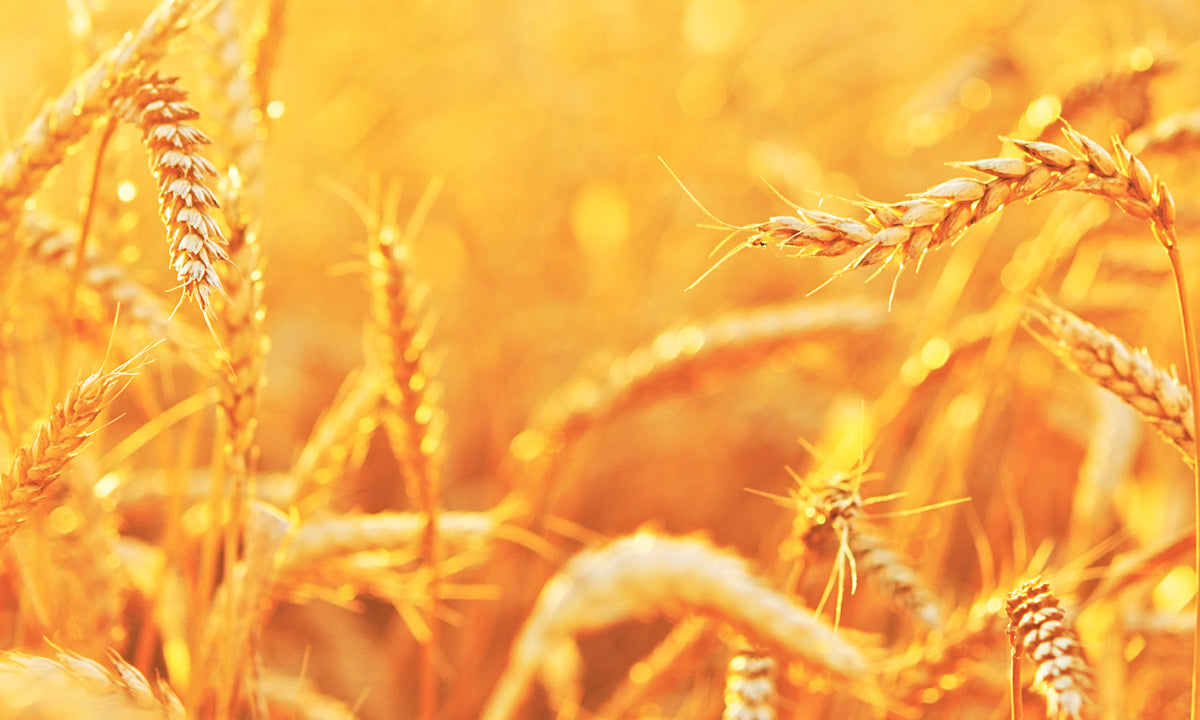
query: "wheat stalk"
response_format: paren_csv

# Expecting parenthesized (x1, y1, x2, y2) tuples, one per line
(1024, 296, 1195, 466)
(480, 531, 871, 720)
(1006, 578, 1092, 720)
(365, 179, 445, 720)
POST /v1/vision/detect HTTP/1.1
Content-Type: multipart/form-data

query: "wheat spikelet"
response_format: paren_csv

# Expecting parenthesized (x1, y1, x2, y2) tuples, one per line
(723, 647, 777, 720)
(1006, 578, 1092, 720)
(480, 531, 870, 720)
(0, 648, 184, 720)
(0, 359, 139, 551)
(125, 73, 230, 310)
(206, 0, 265, 217)
(1025, 296, 1194, 466)
(365, 180, 445, 719)
(0, 0, 202, 247)
(710, 126, 1175, 279)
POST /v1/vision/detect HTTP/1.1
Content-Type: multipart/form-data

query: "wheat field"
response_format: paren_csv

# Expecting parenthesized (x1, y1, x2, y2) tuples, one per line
(2, 1, 1200, 718)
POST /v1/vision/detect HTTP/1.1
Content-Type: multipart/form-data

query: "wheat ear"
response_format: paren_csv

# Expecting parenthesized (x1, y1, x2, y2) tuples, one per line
(0, 648, 184, 720)
(723, 647, 778, 720)
(124, 73, 230, 310)
(0, 359, 140, 551)
(848, 523, 944, 629)
(509, 299, 887, 516)
(713, 126, 1174, 278)
(1025, 296, 1194, 466)
(480, 531, 870, 720)
(1125, 107, 1200, 155)
(0, 0, 202, 246)
(365, 180, 444, 720)
(1006, 579, 1092, 720)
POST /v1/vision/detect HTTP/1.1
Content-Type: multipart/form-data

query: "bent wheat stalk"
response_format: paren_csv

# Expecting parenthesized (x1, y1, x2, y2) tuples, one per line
(480, 531, 870, 720)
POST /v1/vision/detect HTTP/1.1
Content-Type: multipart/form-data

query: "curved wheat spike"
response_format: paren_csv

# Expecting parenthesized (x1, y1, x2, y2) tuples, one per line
(1006, 578, 1092, 720)
(0, 0, 204, 248)
(0, 648, 184, 719)
(480, 531, 871, 720)
(690, 126, 1177, 281)
(508, 299, 889, 517)
(0, 354, 144, 551)
(1025, 295, 1194, 466)
(122, 73, 230, 311)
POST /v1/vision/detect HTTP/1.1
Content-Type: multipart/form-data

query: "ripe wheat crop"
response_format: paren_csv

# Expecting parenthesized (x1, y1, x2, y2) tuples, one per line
(2, 1, 1199, 719)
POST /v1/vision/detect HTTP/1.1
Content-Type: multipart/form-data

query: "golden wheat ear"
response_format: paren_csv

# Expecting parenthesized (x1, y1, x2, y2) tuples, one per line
(0, 352, 147, 552)
(1006, 578, 1092, 720)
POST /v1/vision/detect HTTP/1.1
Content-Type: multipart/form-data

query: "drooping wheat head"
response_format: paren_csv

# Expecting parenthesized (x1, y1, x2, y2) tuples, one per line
(124, 73, 230, 311)
(1006, 578, 1092, 720)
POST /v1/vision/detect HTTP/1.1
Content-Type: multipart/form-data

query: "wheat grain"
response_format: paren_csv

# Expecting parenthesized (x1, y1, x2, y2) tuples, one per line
(1025, 296, 1195, 466)
(0, 359, 139, 551)
(1006, 578, 1092, 720)
(0, 0, 202, 248)
(480, 531, 870, 720)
